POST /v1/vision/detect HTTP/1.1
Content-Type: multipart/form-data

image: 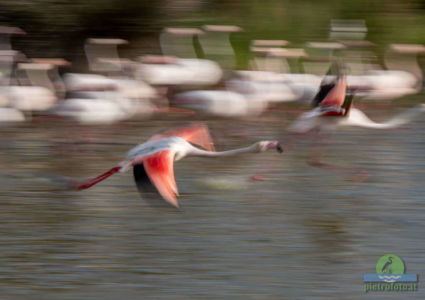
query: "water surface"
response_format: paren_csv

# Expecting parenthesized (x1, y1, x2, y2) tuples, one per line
(0, 111, 424, 299)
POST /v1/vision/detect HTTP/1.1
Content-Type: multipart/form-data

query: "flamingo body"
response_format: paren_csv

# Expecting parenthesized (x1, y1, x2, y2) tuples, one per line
(346, 71, 418, 100)
(231, 71, 322, 103)
(54, 98, 131, 124)
(53, 91, 155, 124)
(64, 73, 117, 92)
(174, 90, 268, 117)
(7, 86, 56, 111)
(136, 58, 222, 86)
(0, 107, 25, 122)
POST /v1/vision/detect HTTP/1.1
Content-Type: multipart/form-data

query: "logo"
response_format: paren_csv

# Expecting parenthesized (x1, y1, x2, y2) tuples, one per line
(363, 254, 418, 292)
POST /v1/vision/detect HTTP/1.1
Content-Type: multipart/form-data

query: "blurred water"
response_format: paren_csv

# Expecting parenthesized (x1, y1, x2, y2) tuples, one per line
(0, 110, 424, 299)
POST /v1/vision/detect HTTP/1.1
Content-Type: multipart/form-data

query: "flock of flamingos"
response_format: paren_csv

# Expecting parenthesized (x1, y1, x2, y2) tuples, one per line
(0, 23, 424, 207)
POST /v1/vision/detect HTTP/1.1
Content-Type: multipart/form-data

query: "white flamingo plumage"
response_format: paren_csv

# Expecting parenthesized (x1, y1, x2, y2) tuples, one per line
(0, 107, 25, 122)
(72, 124, 283, 207)
(55, 74, 157, 124)
(173, 90, 269, 117)
(53, 97, 153, 125)
(135, 57, 223, 86)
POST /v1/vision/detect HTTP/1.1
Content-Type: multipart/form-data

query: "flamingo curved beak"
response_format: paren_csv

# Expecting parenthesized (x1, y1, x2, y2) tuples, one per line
(276, 143, 284, 153)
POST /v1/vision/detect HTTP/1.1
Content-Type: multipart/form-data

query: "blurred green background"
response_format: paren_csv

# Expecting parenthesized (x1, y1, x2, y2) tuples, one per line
(0, 0, 424, 67)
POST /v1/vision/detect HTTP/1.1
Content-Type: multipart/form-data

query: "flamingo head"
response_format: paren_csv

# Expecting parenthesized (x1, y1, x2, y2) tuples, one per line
(255, 141, 283, 153)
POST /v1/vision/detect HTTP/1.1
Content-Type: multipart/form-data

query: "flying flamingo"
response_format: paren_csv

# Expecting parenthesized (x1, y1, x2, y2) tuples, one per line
(71, 124, 283, 207)
(287, 66, 424, 179)
(288, 71, 425, 133)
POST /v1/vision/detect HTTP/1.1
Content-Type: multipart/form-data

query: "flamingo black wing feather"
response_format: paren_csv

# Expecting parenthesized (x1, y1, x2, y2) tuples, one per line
(133, 163, 157, 195)
(312, 83, 335, 107)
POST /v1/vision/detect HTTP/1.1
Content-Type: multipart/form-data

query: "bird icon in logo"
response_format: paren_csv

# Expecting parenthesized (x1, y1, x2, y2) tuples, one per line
(381, 256, 393, 274)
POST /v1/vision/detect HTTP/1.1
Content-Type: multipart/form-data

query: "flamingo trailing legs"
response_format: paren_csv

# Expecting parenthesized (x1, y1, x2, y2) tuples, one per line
(71, 124, 283, 207)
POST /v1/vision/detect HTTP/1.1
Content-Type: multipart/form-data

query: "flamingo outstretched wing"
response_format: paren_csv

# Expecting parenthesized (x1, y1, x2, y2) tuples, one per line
(149, 123, 215, 151)
(140, 150, 179, 207)
(319, 77, 347, 108)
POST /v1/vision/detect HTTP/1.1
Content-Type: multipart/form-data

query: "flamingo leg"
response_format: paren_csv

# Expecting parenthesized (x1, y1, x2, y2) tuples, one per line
(70, 166, 121, 190)
(307, 131, 369, 182)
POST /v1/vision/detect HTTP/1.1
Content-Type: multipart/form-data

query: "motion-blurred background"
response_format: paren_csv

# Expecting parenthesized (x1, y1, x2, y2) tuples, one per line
(0, 1, 424, 299)
(1, 0, 425, 67)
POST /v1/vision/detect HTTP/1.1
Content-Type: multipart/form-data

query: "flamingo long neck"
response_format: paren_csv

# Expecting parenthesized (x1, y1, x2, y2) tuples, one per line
(189, 144, 258, 157)
(345, 105, 424, 129)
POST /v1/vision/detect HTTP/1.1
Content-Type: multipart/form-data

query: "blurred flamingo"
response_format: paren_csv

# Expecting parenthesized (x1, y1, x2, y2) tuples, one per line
(135, 28, 222, 86)
(72, 124, 283, 207)
(0, 107, 25, 122)
(288, 71, 425, 133)
(0, 53, 59, 115)
(288, 65, 424, 180)
(173, 89, 269, 117)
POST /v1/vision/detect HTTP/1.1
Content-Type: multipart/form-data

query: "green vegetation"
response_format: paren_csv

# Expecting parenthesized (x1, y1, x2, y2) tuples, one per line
(0, 0, 423, 67)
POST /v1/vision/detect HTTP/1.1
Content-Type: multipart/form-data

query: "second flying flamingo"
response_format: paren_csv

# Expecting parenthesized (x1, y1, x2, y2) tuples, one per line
(72, 124, 283, 207)
(289, 66, 425, 133)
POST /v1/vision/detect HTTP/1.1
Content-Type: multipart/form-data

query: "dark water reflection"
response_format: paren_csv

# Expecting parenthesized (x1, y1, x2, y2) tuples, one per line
(0, 110, 424, 299)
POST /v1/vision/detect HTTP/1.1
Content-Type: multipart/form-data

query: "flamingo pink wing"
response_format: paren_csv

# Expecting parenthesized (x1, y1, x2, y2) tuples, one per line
(143, 150, 179, 207)
(320, 77, 347, 108)
(149, 124, 215, 151)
